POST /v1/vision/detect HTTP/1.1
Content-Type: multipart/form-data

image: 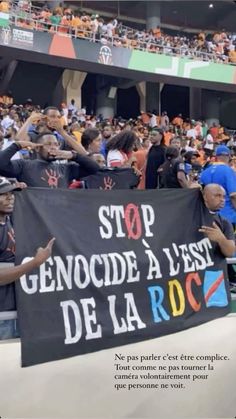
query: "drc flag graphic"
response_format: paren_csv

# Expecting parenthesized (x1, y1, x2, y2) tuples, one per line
(203, 270, 228, 308)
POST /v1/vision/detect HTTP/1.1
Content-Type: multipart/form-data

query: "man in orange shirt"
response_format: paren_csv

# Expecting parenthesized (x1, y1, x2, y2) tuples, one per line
(71, 13, 82, 31)
(172, 113, 183, 128)
(164, 128, 174, 146)
(133, 138, 150, 189)
(210, 123, 219, 142)
(229, 47, 236, 64)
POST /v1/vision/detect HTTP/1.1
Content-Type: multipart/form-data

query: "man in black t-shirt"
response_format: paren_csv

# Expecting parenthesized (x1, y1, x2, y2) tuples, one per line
(0, 133, 99, 188)
(200, 184, 235, 298)
(158, 146, 189, 189)
(0, 177, 22, 339)
(145, 129, 166, 189)
(200, 184, 235, 258)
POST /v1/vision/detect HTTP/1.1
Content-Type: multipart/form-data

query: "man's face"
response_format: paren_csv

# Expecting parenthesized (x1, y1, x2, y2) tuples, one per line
(46, 109, 61, 130)
(143, 139, 151, 149)
(191, 156, 198, 164)
(0, 192, 14, 214)
(38, 135, 60, 161)
(9, 110, 15, 119)
(103, 126, 112, 139)
(150, 131, 162, 145)
(203, 188, 225, 211)
(89, 135, 102, 153)
(91, 153, 106, 167)
(171, 138, 181, 149)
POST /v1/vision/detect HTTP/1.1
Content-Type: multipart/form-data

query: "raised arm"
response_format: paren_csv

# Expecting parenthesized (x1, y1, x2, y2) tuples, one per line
(49, 120, 88, 155)
(0, 238, 55, 285)
(0, 143, 24, 177)
(15, 112, 45, 142)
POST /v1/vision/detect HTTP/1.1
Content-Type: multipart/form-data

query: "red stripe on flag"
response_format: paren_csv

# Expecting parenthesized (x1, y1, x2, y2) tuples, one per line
(205, 273, 224, 303)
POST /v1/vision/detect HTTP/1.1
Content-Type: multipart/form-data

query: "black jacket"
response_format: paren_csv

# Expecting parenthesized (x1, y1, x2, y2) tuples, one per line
(145, 145, 166, 189)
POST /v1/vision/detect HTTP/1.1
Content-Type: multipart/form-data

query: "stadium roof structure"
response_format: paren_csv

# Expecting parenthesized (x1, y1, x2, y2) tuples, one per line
(65, 1, 236, 33)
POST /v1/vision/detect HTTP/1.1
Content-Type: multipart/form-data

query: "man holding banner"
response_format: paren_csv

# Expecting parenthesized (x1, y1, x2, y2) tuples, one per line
(200, 184, 235, 258)
(0, 177, 55, 341)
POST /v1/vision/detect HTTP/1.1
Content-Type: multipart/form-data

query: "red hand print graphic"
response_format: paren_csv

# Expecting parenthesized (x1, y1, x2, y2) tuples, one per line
(7, 228, 16, 255)
(100, 176, 116, 190)
(41, 169, 61, 188)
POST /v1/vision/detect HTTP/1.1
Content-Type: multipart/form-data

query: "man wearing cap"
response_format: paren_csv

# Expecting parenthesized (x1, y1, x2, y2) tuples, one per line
(0, 177, 56, 339)
(200, 145, 236, 226)
(0, 177, 22, 339)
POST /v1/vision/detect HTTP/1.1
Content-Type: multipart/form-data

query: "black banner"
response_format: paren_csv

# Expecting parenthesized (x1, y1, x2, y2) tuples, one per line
(82, 168, 139, 189)
(14, 188, 230, 367)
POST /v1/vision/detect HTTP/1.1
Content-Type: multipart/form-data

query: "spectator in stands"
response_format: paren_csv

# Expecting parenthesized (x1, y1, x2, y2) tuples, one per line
(200, 184, 235, 257)
(200, 145, 236, 227)
(210, 122, 219, 142)
(0, 177, 24, 339)
(89, 152, 106, 168)
(203, 129, 214, 156)
(68, 99, 77, 115)
(0, 176, 55, 340)
(2, 127, 23, 160)
(145, 128, 166, 189)
(0, 133, 99, 188)
(18, 108, 87, 155)
(158, 146, 189, 189)
(100, 124, 113, 157)
(106, 130, 137, 168)
(49, 9, 61, 30)
(133, 139, 149, 190)
(172, 113, 184, 129)
(81, 128, 102, 154)
(69, 122, 82, 144)
(1, 110, 15, 133)
(170, 136, 182, 150)
(160, 111, 169, 130)
(229, 45, 236, 64)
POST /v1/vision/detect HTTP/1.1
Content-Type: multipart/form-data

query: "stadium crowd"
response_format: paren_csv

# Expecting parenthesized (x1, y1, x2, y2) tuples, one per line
(0, 94, 235, 192)
(1, 0, 236, 64)
(0, 93, 236, 338)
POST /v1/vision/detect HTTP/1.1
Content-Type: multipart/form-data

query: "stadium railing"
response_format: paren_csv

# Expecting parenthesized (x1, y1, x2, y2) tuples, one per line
(5, 3, 236, 66)
(6, 13, 236, 66)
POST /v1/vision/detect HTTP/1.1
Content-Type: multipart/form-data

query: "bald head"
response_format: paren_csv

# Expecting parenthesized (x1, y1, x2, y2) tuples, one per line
(203, 184, 225, 212)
